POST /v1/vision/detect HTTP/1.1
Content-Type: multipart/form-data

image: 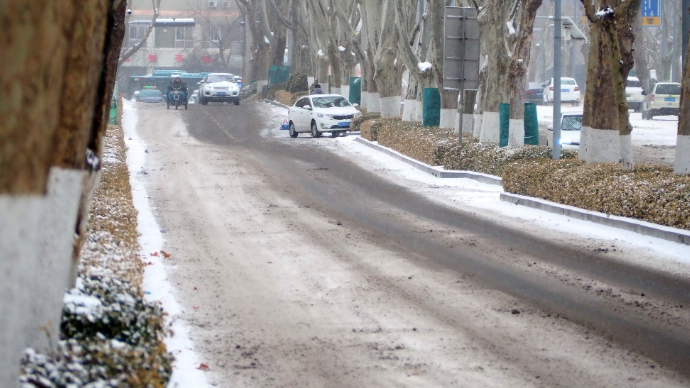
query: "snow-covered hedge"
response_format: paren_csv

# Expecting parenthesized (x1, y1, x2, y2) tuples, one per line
(351, 112, 381, 133)
(503, 160, 690, 230)
(365, 120, 576, 175)
(20, 276, 173, 387)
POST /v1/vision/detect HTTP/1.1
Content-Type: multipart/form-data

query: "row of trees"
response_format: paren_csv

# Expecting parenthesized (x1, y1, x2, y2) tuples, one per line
(238, 0, 688, 174)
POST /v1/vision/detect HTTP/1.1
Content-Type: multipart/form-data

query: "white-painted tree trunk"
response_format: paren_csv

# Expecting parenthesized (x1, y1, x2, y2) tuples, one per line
(675, 135, 690, 174)
(341, 85, 350, 99)
(479, 111, 500, 143)
(369, 92, 381, 113)
(462, 112, 474, 135)
(361, 91, 370, 110)
(473, 113, 483, 138)
(320, 82, 329, 93)
(402, 99, 416, 121)
(308, 76, 315, 87)
(257, 80, 268, 98)
(508, 119, 525, 148)
(440, 108, 457, 131)
(620, 134, 633, 169)
(415, 100, 423, 121)
(579, 127, 621, 163)
(380, 96, 401, 118)
(331, 87, 341, 96)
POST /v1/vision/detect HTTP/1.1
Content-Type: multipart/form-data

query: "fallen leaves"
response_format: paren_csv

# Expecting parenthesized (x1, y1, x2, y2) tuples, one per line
(197, 363, 210, 371)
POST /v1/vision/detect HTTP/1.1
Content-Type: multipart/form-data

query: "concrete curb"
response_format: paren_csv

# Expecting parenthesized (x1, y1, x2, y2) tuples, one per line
(500, 193, 690, 245)
(265, 99, 290, 109)
(354, 137, 503, 186)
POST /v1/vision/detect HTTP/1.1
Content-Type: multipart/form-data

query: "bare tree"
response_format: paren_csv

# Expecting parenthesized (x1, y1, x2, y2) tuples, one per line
(119, 0, 161, 66)
(471, 0, 543, 145)
(188, 2, 244, 69)
(579, 0, 640, 169)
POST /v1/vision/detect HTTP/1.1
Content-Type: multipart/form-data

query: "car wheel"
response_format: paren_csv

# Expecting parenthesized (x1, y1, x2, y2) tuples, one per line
(185, 104, 188, 110)
(289, 122, 298, 138)
(234, 99, 240, 106)
(200, 97, 208, 105)
(311, 121, 322, 138)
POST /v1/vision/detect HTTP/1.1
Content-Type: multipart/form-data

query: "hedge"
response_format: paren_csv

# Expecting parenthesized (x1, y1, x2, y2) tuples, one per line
(503, 160, 690, 230)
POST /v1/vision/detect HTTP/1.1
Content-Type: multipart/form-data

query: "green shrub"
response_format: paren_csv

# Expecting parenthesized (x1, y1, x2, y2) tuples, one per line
(360, 117, 400, 142)
(351, 112, 381, 133)
(286, 72, 309, 93)
(503, 160, 690, 230)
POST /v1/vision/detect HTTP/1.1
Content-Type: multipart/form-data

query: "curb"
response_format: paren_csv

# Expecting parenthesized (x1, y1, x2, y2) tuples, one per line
(265, 99, 290, 109)
(354, 137, 502, 186)
(500, 193, 690, 246)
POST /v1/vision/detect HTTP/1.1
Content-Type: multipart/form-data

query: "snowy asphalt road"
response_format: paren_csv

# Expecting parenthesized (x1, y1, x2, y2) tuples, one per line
(132, 101, 690, 387)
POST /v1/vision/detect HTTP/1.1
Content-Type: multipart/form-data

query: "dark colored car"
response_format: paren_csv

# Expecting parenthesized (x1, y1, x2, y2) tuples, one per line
(525, 82, 543, 105)
(136, 89, 164, 103)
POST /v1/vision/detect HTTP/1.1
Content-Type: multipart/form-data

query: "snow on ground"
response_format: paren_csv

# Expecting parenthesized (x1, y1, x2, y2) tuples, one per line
(263, 103, 690, 273)
(123, 100, 211, 388)
(536, 105, 678, 147)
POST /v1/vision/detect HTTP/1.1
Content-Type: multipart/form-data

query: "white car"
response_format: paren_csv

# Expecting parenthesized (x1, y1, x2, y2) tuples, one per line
(198, 73, 240, 105)
(626, 77, 644, 112)
(546, 113, 582, 150)
(542, 77, 581, 106)
(189, 90, 199, 104)
(641, 82, 681, 120)
(288, 94, 361, 138)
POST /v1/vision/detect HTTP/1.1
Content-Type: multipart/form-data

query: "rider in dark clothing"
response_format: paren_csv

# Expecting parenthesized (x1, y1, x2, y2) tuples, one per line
(311, 83, 324, 95)
(167, 77, 188, 102)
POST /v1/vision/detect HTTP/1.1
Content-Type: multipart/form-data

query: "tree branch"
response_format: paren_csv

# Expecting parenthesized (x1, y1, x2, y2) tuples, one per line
(118, 0, 162, 66)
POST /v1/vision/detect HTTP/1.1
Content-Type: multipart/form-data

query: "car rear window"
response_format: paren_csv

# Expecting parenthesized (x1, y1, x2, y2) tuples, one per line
(626, 79, 641, 88)
(655, 84, 681, 95)
(562, 79, 577, 85)
(139, 90, 162, 97)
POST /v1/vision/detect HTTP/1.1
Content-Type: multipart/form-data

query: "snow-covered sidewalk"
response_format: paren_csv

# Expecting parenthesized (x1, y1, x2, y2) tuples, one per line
(123, 100, 211, 388)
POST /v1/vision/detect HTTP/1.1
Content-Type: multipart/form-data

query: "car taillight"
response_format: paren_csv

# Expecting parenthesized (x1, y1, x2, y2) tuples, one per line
(650, 94, 655, 101)
(574, 87, 580, 91)
(550, 87, 554, 91)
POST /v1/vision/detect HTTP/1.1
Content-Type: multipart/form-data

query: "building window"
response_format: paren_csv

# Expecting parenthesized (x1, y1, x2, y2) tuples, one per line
(175, 26, 195, 48)
(203, 26, 222, 48)
(128, 22, 149, 47)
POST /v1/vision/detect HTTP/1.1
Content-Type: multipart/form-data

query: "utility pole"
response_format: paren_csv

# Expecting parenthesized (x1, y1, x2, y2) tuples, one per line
(684, 0, 690, 61)
(553, 0, 562, 159)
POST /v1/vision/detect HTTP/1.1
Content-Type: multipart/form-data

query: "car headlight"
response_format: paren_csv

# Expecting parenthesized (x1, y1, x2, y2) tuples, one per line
(317, 113, 334, 119)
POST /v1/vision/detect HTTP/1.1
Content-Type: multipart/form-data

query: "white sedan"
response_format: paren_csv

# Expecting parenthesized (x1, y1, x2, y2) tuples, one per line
(288, 94, 361, 138)
(547, 113, 582, 150)
(542, 77, 581, 106)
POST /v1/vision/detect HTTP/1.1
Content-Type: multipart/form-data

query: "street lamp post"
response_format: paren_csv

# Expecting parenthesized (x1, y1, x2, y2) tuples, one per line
(553, 0, 562, 160)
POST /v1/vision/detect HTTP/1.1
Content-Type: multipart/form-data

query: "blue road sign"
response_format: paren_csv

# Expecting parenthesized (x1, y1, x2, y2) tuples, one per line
(642, 0, 661, 26)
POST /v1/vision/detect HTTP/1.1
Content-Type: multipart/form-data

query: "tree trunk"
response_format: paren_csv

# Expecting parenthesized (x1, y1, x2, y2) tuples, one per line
(632, 12, 651, 91)
(675, 16, 690, 174)
(580, 0, 640, 169)
(0, 1, 125, 385)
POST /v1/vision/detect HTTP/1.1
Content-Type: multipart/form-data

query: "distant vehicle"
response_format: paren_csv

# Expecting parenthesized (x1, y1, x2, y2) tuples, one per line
(547, 113, 582, 150)
(287, 94, 361, 138)
(234, 75, 243, 88)
(626, 77, 644, 112)
(198, 73, 241, 105)
(127, 71, 206, 98)
(131, 90, 140, 101)
(641, 82, 681, 120)
(525, 82, 544, 105)
(135, 89, 164, 103)
(190, 90, 199, 104)
(542, 77, 581, 106)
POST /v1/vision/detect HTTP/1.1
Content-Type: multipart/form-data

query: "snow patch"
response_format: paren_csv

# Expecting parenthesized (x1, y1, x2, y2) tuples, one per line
(418, 62, 432, 72)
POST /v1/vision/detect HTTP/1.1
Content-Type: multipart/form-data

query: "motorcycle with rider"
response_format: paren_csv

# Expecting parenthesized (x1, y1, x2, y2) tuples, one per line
(167, 76, 188, 110)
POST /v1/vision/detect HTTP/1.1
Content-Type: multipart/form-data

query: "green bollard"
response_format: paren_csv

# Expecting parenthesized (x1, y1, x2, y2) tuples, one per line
(524, 103, 539, 145)
(499, 103, 510, 147)
(349, 77, 361, 105)
(423, 88, 441, 127)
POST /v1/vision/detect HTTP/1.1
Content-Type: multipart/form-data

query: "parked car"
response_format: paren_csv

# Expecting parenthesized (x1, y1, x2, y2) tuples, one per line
(234, 75, 243, 88)
(198, 73, 241, 105)
(287, 94, 361, 138)
(641, 82, 681, 120)
(525, 82, 544, 104)
(135, 89, 164, 103)
(542, 77, 581, 106)
(625, 76, 644, 112)
(189, 90, 199, 104)
(546, 113, 582, 150)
